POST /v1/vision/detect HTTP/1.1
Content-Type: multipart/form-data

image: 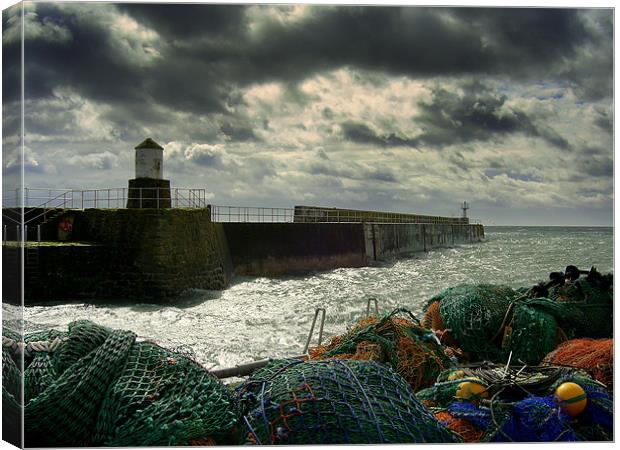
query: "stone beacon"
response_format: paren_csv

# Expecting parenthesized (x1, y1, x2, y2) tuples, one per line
(127, 138, 172, 208)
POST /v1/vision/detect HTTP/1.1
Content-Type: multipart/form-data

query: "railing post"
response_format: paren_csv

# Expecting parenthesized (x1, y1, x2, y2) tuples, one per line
(304, 308, 327, 354)
(37, 224, 41, 245)
(157, 188, 160, 209)
(3, 225, 6, 245)
(139, 188, 143, 209)
(94, 190, 98, 208)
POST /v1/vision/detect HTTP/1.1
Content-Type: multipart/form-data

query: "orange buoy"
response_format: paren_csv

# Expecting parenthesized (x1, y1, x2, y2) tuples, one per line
(555, 382, 587, 416)
(455, 379, 489, 404)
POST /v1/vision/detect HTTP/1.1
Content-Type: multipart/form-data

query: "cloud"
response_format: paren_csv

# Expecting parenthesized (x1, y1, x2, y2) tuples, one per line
(411, 82, 570, 149)
(182, 143, 240, 170)
(2, 4, 613, 225)
(340, 121, 419, 148)
(577, 155, 613, 178)
(67, 151, 119, 170)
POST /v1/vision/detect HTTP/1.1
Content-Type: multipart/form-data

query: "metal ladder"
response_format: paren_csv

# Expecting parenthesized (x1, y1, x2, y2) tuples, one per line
(24, 225, 42, 295)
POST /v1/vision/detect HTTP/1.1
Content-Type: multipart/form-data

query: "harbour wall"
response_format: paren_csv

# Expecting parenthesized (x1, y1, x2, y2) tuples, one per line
(223, 223, 367, 276)
(16, 208, 233, 302)
(8, 208, 484, 302)
(223, 222, 484, 276)
(365, 223, 484, 260)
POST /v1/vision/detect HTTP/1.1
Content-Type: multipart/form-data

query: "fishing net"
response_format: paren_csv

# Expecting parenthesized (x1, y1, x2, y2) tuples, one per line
(309, 308, 454, 392)
(493, 395, 576, 442)
(434, 410, 484, 443)
(548, 277, 613, 339)
(426, 283, 604, 366)
(543, 338, 613, 391)
(417, 364, 612, 442)
(505, 298, 568, 365)
(432, 284, 520, 362)
(2, 341, 22, 446)
(421, 300, 445, 330)
(4, 320, 239, 447)
(237, 358, 460, 444)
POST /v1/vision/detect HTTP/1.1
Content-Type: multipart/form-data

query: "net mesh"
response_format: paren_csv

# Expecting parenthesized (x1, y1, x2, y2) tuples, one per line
(435, 284, 519, 362)
(4, 320, 239, 447)
(309, 309, 454, 392)
(506, 298, 567, 365)
(237, 358, 460, 444)
(425, 283, 608, 366)
(417, 365, 612, 442)
(548, 278, 613, 339)
(543, 338, 613, 391)
(434, 411, 484, 443)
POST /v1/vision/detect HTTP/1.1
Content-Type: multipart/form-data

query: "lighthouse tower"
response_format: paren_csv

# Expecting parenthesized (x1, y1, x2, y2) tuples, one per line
(127, 138, 172, 208)
(135, 137, 164, 179)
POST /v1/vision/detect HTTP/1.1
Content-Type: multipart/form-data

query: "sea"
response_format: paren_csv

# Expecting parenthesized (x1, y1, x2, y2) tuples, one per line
(4, 226, 613, 371)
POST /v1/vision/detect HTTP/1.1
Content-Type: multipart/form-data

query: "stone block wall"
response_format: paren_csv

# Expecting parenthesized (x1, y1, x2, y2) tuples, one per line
(24, 208, 232, 302)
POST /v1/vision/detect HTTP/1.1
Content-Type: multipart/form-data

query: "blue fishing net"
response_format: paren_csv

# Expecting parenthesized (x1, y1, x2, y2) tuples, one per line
(448, 401, 492, 430)
(493, 395, 576, 442)
(237, 359, 460, 444)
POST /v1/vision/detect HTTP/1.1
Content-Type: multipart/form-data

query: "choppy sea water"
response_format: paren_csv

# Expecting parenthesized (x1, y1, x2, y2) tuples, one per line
(4, 226, 613, 371)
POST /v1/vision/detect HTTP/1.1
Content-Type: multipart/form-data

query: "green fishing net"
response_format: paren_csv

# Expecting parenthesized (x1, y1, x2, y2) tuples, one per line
(548, 279, 613, 338)
(4, 320, 239, 447)
(434, 284, 520, 362)
(426, 283, 610, 366)
(237, 358, 460, 444)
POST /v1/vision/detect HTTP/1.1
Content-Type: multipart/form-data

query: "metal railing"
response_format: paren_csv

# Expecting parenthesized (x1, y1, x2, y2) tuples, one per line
(210, 205, 294, 223)
(2, 223, 42, 245)
(3, 187, 208, 210)
(292, 205, 469, 225)
(209, 205, 477, 224)
(2, 189, 480, 226)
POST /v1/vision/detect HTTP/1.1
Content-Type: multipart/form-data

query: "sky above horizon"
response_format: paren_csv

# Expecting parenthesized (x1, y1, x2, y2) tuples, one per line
(2, 3, 614, 225)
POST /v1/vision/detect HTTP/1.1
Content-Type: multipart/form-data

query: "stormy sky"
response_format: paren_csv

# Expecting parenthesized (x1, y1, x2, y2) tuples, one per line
(2, 3, 614, 225)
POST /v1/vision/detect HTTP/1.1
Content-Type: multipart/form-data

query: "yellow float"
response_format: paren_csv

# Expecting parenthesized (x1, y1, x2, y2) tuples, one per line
(555, 382, 587, 417)
(455, 379, 489, 404)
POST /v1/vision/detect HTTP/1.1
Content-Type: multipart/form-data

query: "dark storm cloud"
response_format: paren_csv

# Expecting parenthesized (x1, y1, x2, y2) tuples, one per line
(578, 156, 613, 178)
(2, 6, 21, 103)
(411, 82, 570, 149)
(340, 122, 419, 148)
(220, 122, 259, 142)
(340, 82, 570, 150)
(18, 4, 146, 104)
(8, 4, 612, 131)
(117, 4, 246, 39)
(593, 109, 613, 133)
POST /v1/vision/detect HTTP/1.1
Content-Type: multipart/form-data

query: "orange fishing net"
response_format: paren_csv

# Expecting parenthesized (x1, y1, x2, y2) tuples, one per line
(543, 338, 613, 390)
(434, 411, 484, 443)
(309, 311, 453, 391)
(422, 301, 445, 330)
